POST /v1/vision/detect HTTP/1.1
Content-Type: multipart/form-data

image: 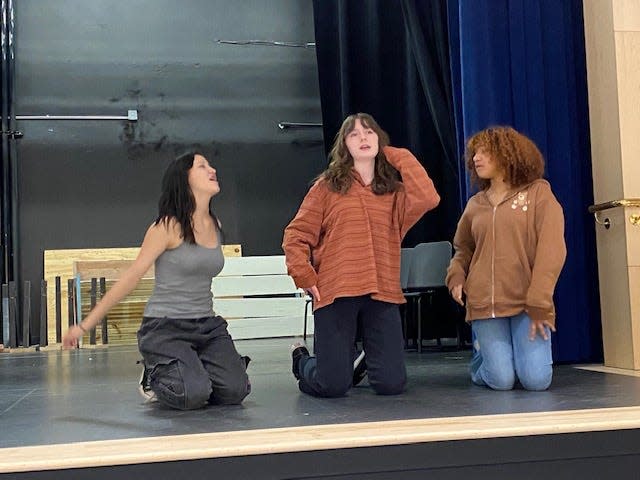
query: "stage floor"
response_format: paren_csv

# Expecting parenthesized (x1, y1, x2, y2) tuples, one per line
(2, 338, 640, 474)
(2, 337, 640, 448)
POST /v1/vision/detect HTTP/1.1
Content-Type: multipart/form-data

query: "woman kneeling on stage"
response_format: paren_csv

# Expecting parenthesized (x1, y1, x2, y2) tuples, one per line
(63, 151, 250, 409)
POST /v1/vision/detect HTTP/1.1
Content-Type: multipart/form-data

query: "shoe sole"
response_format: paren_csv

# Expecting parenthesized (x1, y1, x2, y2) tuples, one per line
(291, 346, 309, 380)
(353, 350, 365, 369)
(138, 364, 158, 403)
(353, 351, 367, 386)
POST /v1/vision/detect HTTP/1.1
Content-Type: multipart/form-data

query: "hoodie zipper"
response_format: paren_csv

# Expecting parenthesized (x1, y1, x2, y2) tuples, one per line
(491, 205, 496, 318)
(488, 187, 523, 318)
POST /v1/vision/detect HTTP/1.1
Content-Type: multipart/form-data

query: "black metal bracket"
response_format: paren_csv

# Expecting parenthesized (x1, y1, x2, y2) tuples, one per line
(1, 130, 23, 139)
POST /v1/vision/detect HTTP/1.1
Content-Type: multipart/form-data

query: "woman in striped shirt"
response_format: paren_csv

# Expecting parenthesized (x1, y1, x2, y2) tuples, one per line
(283, 113, 440, 398)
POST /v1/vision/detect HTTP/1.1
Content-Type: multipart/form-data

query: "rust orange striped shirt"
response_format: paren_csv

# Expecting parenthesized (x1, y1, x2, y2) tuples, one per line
(282, 146, 440, 310)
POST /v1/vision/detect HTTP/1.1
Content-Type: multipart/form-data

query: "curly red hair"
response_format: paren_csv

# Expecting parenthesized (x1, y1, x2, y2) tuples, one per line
(465, 126, 545, 190)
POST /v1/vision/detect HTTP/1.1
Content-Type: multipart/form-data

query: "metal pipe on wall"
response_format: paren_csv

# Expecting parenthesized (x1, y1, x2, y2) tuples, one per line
(277, 122, 322, 130)
(16, 110, 138, 121)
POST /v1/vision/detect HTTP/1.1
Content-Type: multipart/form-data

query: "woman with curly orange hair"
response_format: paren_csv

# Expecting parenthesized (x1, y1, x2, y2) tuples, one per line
(446, 126, 566, 391)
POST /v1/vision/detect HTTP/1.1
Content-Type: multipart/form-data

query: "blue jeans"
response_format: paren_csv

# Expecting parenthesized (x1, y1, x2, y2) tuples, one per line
(470, 312, 553, 391)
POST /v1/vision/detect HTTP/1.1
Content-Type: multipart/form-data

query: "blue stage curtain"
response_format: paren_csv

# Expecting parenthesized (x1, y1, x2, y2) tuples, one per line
(447, 0, 602, 363)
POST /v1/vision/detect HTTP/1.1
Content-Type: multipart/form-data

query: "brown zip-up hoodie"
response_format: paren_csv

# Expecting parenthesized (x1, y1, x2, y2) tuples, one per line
(446, 179, 566, 326)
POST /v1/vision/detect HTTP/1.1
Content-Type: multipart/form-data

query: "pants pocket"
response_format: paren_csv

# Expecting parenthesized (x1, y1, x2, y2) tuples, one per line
(149, 359, 187, 409)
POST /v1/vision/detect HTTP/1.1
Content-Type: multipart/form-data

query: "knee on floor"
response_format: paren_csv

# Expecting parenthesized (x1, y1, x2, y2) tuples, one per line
(371, 377, 406, 396)
(152, 362, 210, 410)
(517, 366, 553, 391)
(318, 378, 352, 398)
(484, 368, 516, 391)
(209, 375, 250, 405)
(372, 383, 405, 396)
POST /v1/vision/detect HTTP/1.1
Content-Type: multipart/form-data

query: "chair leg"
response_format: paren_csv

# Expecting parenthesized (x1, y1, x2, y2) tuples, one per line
(401, 304, 408, 349)
(456, 305, 467, 350)
(455, 306, 463, 349)
(406, 298, 417, 350)
(417, 296, 422, 354)
(429, 294, 442, 348)
(303, 299, 311, 342)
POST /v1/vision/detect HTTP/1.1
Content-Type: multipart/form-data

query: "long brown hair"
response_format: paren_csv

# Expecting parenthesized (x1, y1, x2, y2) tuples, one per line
(465, 126, 545, 190)
(321, 113, 401, 194)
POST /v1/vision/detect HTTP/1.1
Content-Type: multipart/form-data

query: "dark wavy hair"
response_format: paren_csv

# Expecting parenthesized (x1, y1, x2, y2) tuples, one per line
(321, 113, 401, 194)
(465, 126, 545, 190)
(154, 150, 221, 244)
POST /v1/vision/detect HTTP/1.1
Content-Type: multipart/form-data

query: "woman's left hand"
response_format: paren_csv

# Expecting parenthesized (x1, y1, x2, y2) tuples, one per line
(62, 324, 85, 349)
(528, 318, 556, 341)
(304, 285, 321, 303)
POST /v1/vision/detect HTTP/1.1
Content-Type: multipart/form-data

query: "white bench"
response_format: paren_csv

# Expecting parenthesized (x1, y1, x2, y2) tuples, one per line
(211, 255, 313, 340)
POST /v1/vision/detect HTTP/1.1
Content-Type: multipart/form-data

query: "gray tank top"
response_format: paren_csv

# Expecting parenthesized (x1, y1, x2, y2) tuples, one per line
(143, 240, 224, 318)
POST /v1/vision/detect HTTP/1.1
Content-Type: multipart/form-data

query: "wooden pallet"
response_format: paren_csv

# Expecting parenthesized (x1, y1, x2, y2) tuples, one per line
(76, 278, 155, 346)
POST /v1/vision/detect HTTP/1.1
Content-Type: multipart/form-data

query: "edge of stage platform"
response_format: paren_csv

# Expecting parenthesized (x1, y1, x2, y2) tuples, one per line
(2, 405, 640, 474)
(0, 345, 57, 353)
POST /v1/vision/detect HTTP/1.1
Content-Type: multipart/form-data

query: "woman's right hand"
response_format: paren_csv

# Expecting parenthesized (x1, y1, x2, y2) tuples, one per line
(62, 324, 85, 349)
(450, 284, 464, 306)
(304, 285, 321, 303)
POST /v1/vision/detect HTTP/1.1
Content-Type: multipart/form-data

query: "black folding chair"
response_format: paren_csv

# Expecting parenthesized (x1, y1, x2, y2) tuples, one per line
(404, 241, 452, 353)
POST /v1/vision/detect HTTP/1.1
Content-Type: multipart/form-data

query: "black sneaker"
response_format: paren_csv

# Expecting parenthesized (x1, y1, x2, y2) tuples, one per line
(290, 341, 309, 380)
(137, 360, 158, 403)
(241, 355, 251, 369)
(241, 356, 252, 394)
(353, 350, 367, 386)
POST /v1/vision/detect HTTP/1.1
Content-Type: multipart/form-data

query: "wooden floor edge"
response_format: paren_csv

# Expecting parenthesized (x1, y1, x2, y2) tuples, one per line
(576, 364, 640, 377)
(2, 405, 640, 473)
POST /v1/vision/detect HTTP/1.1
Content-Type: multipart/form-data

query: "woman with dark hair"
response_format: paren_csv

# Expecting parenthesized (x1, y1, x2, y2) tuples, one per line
(447, 126, 566, 391)
(63, 151, 250, 409)
(283, 113, 440, 398)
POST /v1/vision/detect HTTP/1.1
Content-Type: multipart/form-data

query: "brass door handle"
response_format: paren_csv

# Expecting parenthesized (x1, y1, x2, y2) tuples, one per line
(588, 199, 640, 229)
(588, 199, 640, 213)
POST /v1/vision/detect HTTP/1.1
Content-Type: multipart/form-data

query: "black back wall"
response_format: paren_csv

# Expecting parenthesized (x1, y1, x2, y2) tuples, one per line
(14, 0, 323, 341)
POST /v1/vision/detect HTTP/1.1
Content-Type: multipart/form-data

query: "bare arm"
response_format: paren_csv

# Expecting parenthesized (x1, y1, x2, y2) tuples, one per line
(62, 222, 173, 347)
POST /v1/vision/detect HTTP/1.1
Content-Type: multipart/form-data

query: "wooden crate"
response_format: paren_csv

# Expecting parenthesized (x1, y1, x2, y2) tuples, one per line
(76, 278, 154, 346)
